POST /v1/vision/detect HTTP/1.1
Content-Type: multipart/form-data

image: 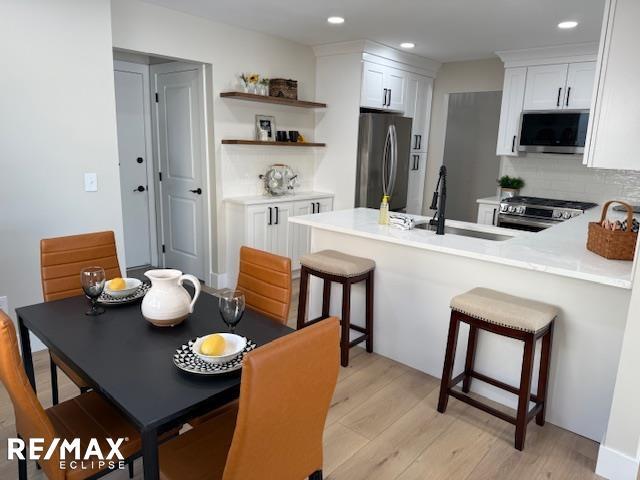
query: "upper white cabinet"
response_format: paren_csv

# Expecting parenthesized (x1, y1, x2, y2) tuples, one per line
(585, 0, 640, 170)
(565, 62, 597, 109)
(361, 60, 407, 112)
(523, 64, 569, 110)
(496, 67, 527, 156)
(523, 62, 596, 111)
(405, 74, 433, 152)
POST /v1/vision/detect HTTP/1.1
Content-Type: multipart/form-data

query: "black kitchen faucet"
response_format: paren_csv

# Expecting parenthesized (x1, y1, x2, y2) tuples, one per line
(429, 165, 447, 235)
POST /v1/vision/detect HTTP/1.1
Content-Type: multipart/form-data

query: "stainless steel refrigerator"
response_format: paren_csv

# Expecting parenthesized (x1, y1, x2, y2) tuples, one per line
(355, 113, 413, 212)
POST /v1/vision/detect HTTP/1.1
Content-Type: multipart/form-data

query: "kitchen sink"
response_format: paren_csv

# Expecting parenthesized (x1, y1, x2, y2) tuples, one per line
(414, 223, 514, 241)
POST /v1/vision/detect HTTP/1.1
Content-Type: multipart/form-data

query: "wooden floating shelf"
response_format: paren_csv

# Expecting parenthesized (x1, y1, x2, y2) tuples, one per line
(222, 140, 326, 147)
(220, 91, 327, 109)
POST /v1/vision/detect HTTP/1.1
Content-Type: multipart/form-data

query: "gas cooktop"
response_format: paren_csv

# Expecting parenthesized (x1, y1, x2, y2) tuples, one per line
(502, 196, 598, 211)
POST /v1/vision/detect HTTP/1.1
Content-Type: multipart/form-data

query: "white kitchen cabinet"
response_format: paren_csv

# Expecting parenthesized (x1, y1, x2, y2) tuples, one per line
(476, 200, 499, 226)
(361, 61, 406, 112)
(565, 62, 597, 109)
(586, 0, 640, 170)
(496, 67, 527, 156)
(523, 64, 569, 110)
(405, 74, 433, 152)
(226, 194, 334, 284)
(406, 152, 426, 215)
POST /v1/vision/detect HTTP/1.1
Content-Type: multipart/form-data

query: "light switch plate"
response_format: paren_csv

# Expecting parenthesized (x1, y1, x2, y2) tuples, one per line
(84, 173, 98, 192)
(0, 296, 8, 314)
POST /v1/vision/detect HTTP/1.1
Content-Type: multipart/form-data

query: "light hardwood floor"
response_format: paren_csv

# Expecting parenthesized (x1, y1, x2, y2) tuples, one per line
(0, 279, 603, 479)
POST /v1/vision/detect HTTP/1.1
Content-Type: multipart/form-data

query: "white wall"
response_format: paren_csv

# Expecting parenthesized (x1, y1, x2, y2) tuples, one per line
(424, 58, 505, 213)
(0, 0, 125, 349)
(501, 155, 640, 206)
(314, 53, 364, 209)
(110, 0, 318, 285)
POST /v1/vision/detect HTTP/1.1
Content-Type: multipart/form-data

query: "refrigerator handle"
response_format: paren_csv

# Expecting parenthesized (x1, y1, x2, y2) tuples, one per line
(387, 124, 398, 197)
(382, 126, 390, 196)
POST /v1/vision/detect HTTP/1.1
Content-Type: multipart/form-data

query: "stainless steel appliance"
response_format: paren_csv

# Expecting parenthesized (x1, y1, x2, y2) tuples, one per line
(355, 112, 412, 211)
(497, 196, 597, 231)
(518, 110, 589, 154)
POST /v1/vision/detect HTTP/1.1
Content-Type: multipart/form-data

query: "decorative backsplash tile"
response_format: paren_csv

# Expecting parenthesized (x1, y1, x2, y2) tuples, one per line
(500, 155, 640, 205)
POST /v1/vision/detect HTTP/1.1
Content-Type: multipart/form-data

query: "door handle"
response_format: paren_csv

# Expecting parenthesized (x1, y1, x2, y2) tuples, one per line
(492, 208, 497, 226)
(556, 87, 562, 107)
(565, 87, 571, 107)
(417, 135, 422, 150)
(413, 135, 418, 149)
(316, 202, 320, 213)
(388, 89, 392, 106)
(133, 185, 146, 192)
(274, 206, 279, 225)
(268, 207, 272, 225)
(136, 157, 144, 164)
(415, 155, 420, 171)
(383, 88, 388, 107)
(189, 188, 202, 195)
(511, 135, 516, 153)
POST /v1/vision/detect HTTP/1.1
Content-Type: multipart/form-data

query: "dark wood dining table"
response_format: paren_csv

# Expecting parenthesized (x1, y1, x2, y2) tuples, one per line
(15, 289, 293, 479)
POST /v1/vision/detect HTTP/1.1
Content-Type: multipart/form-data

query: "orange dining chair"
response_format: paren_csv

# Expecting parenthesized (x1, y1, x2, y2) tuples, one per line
(159, 317, 340, 480)
(236, 246, 292, 325)
(40, 231, 122, 405)
(0, 310, 143, 480)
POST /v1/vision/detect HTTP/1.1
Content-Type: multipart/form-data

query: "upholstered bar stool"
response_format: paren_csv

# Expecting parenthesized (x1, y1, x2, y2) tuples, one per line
(437, 287, 558, 451)
(297, 250, 375, 367)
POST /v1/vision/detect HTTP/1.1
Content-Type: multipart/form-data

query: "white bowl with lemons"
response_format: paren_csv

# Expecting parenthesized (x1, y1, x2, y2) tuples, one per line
(104, 277, 142, 298)
(193, 333, 247, 365)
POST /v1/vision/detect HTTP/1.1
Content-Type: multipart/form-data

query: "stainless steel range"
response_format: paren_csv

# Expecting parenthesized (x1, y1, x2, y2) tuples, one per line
(497, 196, 597, 231)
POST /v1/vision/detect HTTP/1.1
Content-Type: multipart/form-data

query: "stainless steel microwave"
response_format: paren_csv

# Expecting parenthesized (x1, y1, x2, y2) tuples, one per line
(518, 110, 589, 154)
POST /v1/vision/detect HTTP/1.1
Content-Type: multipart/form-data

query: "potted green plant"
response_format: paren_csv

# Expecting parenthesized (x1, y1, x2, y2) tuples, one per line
(498, 175, 525, 199)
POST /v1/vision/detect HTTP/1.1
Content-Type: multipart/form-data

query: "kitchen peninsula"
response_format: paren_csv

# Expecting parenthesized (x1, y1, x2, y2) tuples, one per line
(289, 208, 633, 442)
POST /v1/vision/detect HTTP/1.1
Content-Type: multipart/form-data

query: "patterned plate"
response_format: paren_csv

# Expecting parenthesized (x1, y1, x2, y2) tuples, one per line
(173, 338, 257, 375)
(98, 283, 150, 305)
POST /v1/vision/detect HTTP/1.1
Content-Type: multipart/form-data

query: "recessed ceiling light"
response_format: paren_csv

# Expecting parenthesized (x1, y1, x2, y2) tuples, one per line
(400, 42, 415, 49)
(327, 16, 345, 24)
(558, 21, 578, 29)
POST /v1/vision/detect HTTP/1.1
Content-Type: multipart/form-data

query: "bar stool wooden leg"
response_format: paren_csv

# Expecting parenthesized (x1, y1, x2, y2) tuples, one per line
(462, 325, 478, 393)
(297, 266, 310, 330)
(438, 312, 461, 414)
(322, 279, 331, 318)
(365, 270, 374, 353)
(536, 322, 554, 426)
(515, 333, 536, 451)
(340, 280, 352, 367)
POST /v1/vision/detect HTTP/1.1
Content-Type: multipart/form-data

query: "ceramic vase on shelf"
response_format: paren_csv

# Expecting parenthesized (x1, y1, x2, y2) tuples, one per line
(248, 83, 258, 95)
(141, 269, 201, 327)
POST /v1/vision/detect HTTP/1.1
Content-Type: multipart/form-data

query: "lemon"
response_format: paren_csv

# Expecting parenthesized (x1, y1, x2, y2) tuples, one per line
(109, 278, 126, 291)
(201, 334, 226, 356)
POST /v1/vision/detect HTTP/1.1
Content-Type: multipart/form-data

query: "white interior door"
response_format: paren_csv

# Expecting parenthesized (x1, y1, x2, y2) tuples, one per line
(114, 61, 154, 268)
(153, 62, 206, 279)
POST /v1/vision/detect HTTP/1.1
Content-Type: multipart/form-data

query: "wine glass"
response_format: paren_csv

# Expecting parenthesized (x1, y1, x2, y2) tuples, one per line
(81, 266, 106, 316)
(218, 289, 245, 334)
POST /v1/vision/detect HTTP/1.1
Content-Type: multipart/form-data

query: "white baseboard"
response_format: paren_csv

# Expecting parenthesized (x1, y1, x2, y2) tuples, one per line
(208, 272, 229, 289)
(596, 444, 640, 480)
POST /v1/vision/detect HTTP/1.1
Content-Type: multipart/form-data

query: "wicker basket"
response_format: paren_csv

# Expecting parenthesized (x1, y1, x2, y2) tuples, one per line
(269, 78, 297, 100)
(586, 200, 637, 260)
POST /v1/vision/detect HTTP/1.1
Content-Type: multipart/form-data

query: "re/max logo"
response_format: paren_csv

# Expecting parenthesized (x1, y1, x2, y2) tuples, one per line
(7, 438, 125, 461)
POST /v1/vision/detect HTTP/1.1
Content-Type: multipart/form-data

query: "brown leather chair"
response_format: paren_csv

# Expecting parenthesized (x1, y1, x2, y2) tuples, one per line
(159, 317, 340, 480)
(236, 246, 291, 325)
(0, 310, 142, 480)
(40, 231, 122, 405)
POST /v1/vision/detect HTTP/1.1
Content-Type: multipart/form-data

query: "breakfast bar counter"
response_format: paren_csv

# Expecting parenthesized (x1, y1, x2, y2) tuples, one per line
(289, 208, 633, 442)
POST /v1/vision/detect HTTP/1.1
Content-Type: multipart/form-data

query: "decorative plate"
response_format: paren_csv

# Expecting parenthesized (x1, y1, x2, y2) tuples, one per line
(173, 338, 257, 375)
(98, 283, 150, 305)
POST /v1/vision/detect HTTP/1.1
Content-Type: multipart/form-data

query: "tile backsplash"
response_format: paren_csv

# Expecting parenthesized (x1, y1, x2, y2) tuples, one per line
(500, 155, 640, 205)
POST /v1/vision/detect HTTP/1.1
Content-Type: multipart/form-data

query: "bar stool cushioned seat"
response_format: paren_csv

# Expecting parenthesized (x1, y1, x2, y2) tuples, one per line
(300, 250, 375, 277)
(450, 287, 559, 333)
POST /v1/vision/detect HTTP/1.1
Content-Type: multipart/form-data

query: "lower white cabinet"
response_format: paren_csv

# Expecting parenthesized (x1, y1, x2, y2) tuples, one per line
(226, 194, 334, 285)
(406, 152, 426, 215)
(476, 201, 499, 226)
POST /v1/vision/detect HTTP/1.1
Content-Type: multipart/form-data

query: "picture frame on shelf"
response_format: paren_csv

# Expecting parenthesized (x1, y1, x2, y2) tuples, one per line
(255, 114, 276, 142)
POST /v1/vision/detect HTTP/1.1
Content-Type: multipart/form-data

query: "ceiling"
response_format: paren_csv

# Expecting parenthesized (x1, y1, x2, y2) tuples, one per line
(143, 0, 605, 62)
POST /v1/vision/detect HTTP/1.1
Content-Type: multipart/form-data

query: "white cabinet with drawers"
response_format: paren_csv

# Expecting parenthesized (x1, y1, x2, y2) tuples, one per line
(226, 193, 334, 285)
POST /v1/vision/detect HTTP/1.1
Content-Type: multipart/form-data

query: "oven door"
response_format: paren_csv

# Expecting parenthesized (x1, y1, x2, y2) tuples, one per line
(518, 110, 589, 154)
(497, 214, 559, 232)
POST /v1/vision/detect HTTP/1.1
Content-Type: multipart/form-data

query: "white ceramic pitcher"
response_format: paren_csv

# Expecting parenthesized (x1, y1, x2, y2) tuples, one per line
(141, 269, 201, 327)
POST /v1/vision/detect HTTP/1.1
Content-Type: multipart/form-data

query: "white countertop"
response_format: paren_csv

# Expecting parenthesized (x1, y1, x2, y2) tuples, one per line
(289, 207, 635, 289)
(476, 196, 501, 205)
(224, 191, 334, 205)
